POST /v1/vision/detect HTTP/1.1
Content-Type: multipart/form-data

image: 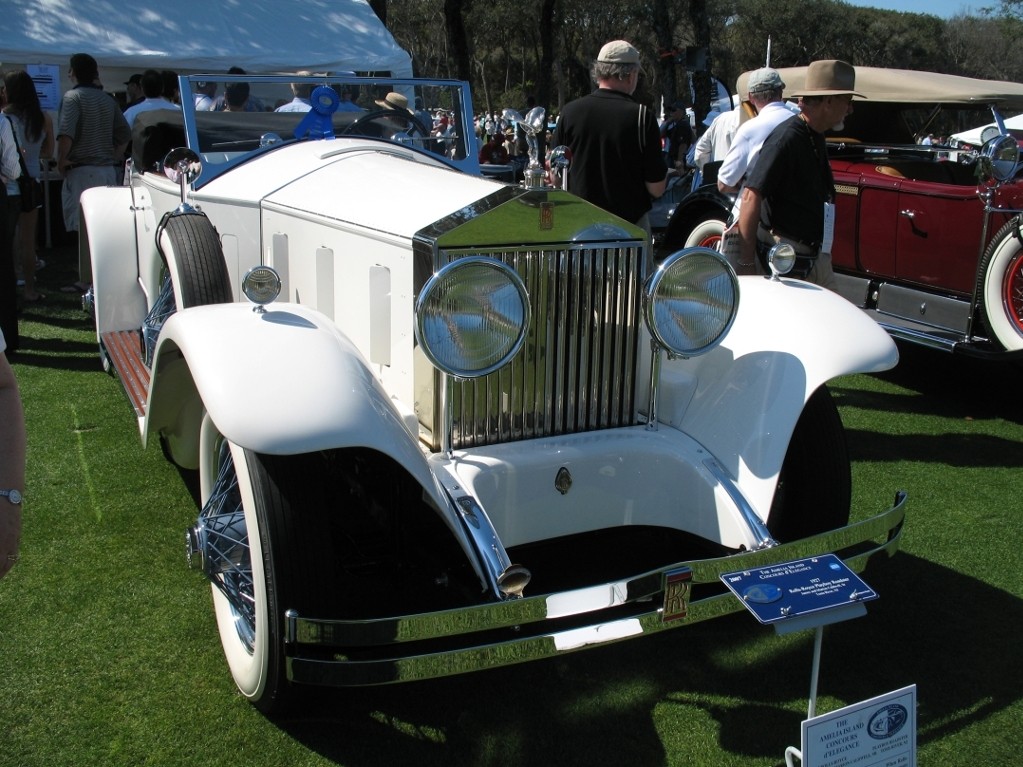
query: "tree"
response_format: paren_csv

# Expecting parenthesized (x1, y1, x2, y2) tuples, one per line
(444, 0, 473, 83)
(368, 0, 387, 25)
(385, 0, 1012, 122)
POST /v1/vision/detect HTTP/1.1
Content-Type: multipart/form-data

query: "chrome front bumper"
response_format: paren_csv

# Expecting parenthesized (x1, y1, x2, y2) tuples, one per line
(285, 492, 907, 687)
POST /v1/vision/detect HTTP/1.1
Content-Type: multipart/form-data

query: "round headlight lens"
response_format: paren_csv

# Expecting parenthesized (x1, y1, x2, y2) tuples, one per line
(242, 265, 282, 307)
(644, 248, 739, 357)
(768, 242, 797, 277)
(416, 257, 530, 378)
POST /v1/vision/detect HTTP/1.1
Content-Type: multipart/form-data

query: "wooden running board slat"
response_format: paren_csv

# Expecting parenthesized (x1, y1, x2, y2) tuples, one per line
(101, 330, 150, 418)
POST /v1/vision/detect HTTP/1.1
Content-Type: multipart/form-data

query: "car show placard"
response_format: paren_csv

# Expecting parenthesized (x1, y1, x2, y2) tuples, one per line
(801, 685, 916, 767)
(720, 553, 877, 625)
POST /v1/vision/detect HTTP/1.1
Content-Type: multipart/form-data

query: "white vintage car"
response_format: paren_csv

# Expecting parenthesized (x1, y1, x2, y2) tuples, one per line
(82, 73, 906, 712)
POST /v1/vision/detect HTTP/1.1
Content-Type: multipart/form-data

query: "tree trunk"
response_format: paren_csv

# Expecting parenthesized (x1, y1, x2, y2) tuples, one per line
(444, 0, 473, 83)
(690, 0, 713, 126)
(368, 0, 386, 26)
(536, 0, 556, 157)
(651, 0, 676, 119)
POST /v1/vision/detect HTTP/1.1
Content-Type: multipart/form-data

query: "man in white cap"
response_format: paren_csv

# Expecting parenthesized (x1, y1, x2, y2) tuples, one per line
(550, 40, 667, 236)
(717, 67, 794, 193)
(737, 60, 860, 289)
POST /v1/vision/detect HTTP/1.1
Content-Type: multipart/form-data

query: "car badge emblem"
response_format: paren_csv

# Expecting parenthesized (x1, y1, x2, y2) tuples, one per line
(539, 201, 554, 230)
(662, 568, 693, 622)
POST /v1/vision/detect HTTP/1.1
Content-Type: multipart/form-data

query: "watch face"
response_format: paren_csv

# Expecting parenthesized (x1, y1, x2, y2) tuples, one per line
(2, 489, 21, 504)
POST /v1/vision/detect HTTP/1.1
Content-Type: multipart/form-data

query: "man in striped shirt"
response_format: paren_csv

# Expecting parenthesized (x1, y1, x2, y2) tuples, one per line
(56, 53, 131, 235)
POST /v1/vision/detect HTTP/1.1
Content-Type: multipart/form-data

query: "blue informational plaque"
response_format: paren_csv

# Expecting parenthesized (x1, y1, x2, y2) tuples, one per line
(720, 554, 877, 626)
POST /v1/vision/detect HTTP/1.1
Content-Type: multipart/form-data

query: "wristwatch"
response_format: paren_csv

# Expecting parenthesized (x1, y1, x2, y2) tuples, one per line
(0, 489, 22, 505)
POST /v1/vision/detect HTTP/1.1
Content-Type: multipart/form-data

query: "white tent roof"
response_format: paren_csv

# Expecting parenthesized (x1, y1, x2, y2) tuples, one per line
(952, 114, 1023, 147)
(0, 0, 412, 86)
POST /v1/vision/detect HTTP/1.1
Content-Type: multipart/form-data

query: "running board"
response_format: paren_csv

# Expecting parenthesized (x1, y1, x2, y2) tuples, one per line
(101, 330, 150, 418)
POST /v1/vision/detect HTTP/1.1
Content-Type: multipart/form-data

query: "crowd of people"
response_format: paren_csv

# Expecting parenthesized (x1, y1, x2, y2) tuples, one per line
(545, 39, 857, 290)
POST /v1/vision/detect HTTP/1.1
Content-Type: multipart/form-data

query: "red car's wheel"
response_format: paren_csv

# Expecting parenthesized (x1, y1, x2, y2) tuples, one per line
(684, 213, 727, 250)
(979, 218, 1023, 351)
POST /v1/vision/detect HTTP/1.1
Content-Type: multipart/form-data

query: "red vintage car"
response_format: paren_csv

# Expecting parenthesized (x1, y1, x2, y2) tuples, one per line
(658, 66, 1023, 357)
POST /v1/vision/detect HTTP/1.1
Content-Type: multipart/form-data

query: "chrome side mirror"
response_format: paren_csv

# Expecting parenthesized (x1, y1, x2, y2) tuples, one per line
(767, 242, 796, 280)
(162, 148, 203, 209)
(549, 145, 571, 190)
(980, 134, 1020, 182)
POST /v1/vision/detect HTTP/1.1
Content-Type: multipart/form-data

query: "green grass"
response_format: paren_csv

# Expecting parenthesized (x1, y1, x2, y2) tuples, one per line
(2, 248, 1021, 766)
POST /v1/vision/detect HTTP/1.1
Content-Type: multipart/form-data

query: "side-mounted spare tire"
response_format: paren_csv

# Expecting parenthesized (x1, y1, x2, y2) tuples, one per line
(157, 212, 233, 309)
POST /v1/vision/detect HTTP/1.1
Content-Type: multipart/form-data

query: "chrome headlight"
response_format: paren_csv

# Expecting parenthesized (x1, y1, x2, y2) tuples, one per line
(644, 248, 739, 357)
(242, 265, 282, 312)
(768, 242, 796, 277)
(415, 257, 530, 378)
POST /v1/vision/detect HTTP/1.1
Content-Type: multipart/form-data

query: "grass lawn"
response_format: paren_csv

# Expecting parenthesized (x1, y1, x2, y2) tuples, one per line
(1, 246, 1020, 766)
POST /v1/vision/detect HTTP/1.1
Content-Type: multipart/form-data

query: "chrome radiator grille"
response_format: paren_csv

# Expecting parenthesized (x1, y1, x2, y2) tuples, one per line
(445, 244, 643, 450)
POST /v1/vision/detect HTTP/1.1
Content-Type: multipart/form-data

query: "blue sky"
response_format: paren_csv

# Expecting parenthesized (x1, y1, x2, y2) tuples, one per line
(844, 0, 985, 17)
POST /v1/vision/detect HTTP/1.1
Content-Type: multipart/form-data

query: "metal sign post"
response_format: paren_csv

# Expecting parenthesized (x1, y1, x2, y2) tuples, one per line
(721, 554, 878, 766)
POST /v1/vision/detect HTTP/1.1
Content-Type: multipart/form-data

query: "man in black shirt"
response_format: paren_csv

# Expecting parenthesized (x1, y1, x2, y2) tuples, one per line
(551, 40, 667, 236)
(737, 60, 859, 289)
(660, 99, 693, 172)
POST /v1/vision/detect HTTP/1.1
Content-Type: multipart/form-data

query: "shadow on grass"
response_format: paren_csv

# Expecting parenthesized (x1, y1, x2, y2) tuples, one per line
(263, 553, 1020, 766)
(11, 340, 103, 373)
(842, 427, 1023, 468)
(870, 341, 1023, 423)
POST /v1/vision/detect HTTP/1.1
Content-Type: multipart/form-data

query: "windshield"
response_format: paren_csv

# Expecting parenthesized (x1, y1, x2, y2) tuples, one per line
(143, 74, 480, 186)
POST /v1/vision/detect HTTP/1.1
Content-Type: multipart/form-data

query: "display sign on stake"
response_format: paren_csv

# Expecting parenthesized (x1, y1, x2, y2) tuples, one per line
(720, 553, 877, 634)
(800, 685, 917, 767)
(721, 554, 913, 766)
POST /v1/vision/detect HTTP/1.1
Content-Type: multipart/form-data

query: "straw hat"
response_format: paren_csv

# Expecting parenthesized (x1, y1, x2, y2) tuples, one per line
(375, 92, 412, 114)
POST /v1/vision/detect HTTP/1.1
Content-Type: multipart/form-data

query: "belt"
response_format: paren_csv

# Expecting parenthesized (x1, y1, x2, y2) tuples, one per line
(758, 223, 819, 253)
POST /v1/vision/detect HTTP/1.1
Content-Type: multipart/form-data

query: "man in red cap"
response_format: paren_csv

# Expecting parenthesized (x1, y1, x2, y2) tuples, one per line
(550, 40, 667, 238)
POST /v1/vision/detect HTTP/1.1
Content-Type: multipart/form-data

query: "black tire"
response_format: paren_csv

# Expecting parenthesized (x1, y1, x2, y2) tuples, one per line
(200, 426, 338, 714)
(766, 386, 851, 542)
(158, 213, 232, 309)
(976, 217, 1023, 351)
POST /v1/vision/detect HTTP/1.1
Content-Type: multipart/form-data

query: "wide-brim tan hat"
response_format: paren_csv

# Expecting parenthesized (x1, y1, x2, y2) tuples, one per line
(375, 91, 412, 114)
(787, 60, 864, 98)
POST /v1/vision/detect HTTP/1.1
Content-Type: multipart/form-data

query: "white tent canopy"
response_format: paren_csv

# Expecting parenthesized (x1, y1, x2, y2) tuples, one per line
(0, 0, 412, 92)
(952, 114, 1023, 147)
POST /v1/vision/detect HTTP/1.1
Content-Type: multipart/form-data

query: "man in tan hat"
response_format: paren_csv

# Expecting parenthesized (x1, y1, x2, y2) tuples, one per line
(550, 40, 667, 236)
(736, 59, 860, 289)
(375, 91, 412, 114)
(372, 90, 429, 139)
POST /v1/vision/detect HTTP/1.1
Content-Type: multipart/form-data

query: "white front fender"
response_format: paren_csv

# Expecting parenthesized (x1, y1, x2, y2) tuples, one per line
(653, 275, 898, 517)
(146, 302, 442, 505)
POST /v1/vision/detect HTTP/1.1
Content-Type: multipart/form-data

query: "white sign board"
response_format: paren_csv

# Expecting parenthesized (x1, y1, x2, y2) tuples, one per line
(801, 685, 916, 767)
(27, 64, 61, 112)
